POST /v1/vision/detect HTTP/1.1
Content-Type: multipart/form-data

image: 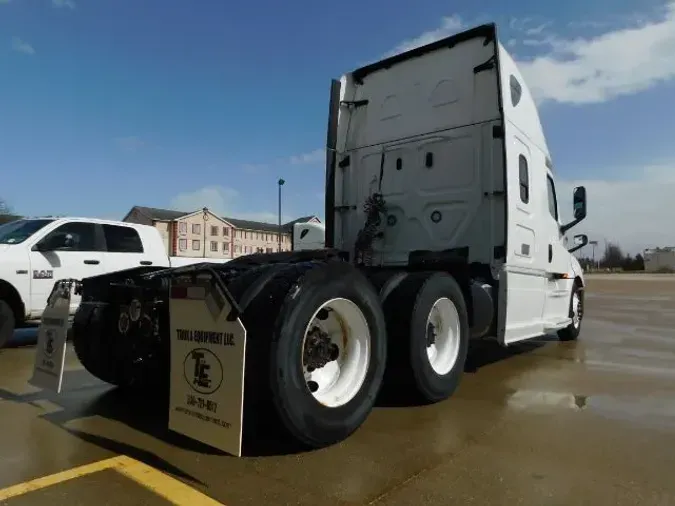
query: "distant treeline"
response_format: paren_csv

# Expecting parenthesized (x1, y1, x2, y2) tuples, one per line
(576, 242, 645, 271)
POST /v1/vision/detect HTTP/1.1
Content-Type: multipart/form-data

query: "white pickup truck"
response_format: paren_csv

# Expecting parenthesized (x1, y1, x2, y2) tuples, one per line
(0, 217, 230, 347)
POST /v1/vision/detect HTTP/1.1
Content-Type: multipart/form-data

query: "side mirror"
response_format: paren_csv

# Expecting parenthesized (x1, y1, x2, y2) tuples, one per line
(573, 186, 587, 221)
(568, 233, 588, 253)
(561, 185, 587, 234)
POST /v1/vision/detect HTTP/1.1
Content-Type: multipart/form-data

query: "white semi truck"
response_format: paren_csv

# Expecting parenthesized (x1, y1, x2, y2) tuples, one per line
(31, 24, 588, 456)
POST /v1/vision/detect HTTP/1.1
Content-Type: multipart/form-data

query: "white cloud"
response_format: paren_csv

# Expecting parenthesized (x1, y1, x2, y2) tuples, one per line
(558, 162, 675, 254)
(516, 1, 675, 104)
(380, 3, 675, 105)
(11, 37, 35, 55)
(52, 0, 75, 9)
(170, 186, 296, 223)
(114, 136, 145, 152)
(384, 15, 464, 57)
(290, 148, 324, 165)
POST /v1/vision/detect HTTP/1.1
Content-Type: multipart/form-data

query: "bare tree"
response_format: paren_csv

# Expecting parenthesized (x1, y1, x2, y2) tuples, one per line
(0, 199, 19, 225)
(601, 242, 625, 269)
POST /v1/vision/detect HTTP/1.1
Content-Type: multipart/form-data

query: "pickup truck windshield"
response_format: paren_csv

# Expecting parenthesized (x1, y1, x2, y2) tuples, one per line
(0, 219, 55, 245)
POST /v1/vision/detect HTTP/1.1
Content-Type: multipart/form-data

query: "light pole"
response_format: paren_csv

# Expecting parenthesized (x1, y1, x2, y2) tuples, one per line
(589, 240, 598, 270)
(278, 178, 285, 252)
(202, 207, 209, 258)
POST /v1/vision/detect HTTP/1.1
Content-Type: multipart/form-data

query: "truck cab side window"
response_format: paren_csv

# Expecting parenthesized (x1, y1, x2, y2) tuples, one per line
(40, 222, 98, 251)
(518, 155, 529, 203)
(546, 175, 559, 221)
(102, 224, 144, 253)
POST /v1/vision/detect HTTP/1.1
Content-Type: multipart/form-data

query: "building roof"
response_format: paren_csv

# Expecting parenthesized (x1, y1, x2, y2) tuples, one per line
(132, 206, 188, 222)
(125, 206, 319, 233)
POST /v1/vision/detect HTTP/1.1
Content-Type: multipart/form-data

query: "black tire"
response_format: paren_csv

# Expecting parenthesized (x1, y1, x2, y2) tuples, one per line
(558, 282, 583, 342)
(72, 303, 128, 386)
(0, 299, 15, 349)
(237, 261, 387, 449)
(382, 272, 470, 403)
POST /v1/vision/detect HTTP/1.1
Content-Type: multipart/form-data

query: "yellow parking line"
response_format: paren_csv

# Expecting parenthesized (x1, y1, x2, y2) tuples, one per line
(0, 455, 224, 505)
(115, 456, 224, 505)
(0, 456, 126, 501)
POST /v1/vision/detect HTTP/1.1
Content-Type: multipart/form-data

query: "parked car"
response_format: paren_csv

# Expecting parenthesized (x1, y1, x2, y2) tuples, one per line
(0, 217, 230, 347)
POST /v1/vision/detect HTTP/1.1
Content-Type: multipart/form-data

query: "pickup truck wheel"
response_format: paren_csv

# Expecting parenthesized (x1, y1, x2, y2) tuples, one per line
(382, 272, 469, 403)
(0, 300, 15, 349)
(237, 261, 387, 450)
(558, 283, 583, 342)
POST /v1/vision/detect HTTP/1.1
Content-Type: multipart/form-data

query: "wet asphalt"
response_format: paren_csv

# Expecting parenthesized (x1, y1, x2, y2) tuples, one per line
(1, 273, 674, 505)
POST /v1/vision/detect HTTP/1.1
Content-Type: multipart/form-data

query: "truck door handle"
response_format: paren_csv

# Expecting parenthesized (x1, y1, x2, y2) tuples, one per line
(548, 245, 553, 263)
(84, 259, 100, 265)
(140, 260, 153, 266)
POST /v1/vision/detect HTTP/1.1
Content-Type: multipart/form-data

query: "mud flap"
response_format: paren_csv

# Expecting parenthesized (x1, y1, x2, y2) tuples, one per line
(29, 281, 73, 393)
(168, 273, 247, 457)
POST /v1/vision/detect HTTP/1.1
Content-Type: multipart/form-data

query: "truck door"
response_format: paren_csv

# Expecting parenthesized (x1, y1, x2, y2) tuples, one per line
(541, 173, 573, 325)
(100, 223, 150, 272)
(497, 136, 547, 345)
(29, 221, 104, 316)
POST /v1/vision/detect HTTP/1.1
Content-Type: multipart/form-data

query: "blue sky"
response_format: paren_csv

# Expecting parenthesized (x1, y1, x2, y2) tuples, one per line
(1, 0, 674, 252)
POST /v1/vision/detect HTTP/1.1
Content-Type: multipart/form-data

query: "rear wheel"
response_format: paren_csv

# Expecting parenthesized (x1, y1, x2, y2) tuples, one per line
(383, 272, 469, 403)
(237, 261, 387, 449)
(0, 300, 16, 349)
(72, 303, 129, 387)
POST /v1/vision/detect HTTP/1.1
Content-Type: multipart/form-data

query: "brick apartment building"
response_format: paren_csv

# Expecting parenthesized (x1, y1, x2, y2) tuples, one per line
(122, 206, 320, 259)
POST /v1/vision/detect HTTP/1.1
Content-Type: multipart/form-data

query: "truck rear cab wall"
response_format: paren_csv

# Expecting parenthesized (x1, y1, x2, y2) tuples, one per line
(329, 24, 506, 271)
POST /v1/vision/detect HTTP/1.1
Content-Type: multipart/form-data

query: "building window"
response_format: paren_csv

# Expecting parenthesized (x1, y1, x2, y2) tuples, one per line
(223, 227, 229, 237)
(266, 247, 273, 253)
(179, 222, 187, 235)
(192, 239, 200, 250)
(223, 242, 230, 253)
(234, 244, 241, 253)
(179, 239, 187, 250)
(192, 224, 201, 235)
(210, 241, 218, 252)
(518, 155, 529, 204)
(210, 226, 218, 236)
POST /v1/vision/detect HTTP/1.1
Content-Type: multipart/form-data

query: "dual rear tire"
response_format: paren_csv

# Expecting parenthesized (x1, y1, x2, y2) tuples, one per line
(234, 265, 470, 449)
(380, 272, 470, 403)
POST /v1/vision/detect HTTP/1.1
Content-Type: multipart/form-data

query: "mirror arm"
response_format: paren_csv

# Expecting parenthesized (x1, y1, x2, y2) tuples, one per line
(568, 243, 584, 253)
(560, 219, 579, 235)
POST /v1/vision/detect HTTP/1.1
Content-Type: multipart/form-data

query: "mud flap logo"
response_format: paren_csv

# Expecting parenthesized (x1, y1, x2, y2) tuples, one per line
(184, 348, 223, 395)
(44, 329, 55, 358)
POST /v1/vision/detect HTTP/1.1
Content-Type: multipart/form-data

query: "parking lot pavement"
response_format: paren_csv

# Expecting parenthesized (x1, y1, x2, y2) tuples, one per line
(1, 274, 675, 505)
